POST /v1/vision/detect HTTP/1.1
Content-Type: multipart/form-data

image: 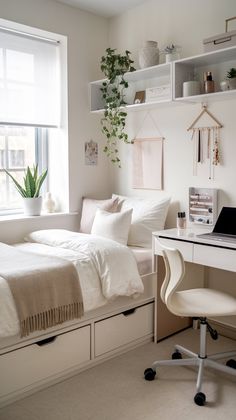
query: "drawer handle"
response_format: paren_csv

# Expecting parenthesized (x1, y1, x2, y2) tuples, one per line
(122, 308, 136, 316)
(36, 336, 57, 346)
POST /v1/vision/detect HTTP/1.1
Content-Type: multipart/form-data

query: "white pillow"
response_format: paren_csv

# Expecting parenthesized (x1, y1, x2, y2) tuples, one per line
(91, 208, 133, 245)
(79, 197, 119, 234)
(112, 194, 170, 248)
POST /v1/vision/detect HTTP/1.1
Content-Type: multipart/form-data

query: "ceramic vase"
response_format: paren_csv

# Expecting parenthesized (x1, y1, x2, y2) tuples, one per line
(139, 41, 159, 69)
(44, 192, 56, 213)
(220, 80, 230, 91)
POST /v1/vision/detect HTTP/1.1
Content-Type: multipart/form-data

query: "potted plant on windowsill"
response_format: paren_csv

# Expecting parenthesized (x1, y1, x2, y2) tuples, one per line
(100, 48, 136, 167)
(5, 165, 48, 216)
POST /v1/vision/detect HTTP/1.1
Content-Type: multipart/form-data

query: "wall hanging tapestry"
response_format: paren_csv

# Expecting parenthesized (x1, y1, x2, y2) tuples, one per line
(132, 111, 164, 189)
(132, 137, 163, 189)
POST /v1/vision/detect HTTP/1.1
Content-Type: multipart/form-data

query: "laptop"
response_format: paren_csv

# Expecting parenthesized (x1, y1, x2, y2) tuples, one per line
(197, 206, 236, 243)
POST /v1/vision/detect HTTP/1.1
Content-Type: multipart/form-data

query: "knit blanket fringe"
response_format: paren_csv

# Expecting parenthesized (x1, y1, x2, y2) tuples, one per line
(20, 302, 84, 337)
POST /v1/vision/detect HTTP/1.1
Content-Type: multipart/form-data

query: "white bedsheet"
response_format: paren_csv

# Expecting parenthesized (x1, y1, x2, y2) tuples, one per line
(0, 230, 144, 338)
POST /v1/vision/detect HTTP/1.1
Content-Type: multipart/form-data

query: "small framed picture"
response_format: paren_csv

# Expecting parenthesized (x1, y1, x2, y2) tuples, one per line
(133, 90, 145, 104)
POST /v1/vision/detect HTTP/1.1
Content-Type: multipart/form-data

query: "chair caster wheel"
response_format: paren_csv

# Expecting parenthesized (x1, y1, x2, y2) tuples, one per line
(172, 350, 182, 360)
(144, 368, 156, 381)
(211, 330, 218, 340)
(226, 359, 236, 369)
(194, 392, 206, 406)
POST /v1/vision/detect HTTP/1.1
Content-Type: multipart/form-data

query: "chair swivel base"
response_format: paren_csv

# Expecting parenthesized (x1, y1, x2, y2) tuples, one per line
(144, 323, 236, 406)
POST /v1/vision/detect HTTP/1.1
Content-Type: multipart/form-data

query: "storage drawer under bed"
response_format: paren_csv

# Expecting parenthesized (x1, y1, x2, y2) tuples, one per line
(0, 325, 90, 398)
(95, 303, 154, 357)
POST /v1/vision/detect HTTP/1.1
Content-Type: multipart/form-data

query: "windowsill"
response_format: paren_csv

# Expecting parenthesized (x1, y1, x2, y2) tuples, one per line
(0, 211, 78, 223)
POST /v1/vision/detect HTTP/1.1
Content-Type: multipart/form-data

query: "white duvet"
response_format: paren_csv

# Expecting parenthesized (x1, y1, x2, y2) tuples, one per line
(0, 230, 144, 338)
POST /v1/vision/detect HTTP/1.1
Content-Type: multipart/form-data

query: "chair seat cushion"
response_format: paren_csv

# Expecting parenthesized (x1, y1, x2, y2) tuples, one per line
(169, 288, 236, 317)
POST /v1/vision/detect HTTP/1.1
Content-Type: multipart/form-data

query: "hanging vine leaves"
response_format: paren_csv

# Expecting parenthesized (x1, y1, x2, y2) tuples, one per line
(100, 48, 135, 167)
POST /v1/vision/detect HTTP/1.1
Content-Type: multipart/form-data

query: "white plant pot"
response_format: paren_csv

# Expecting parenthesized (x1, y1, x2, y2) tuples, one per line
(22, 196, 43, 216)
(228, 78, 236, 90)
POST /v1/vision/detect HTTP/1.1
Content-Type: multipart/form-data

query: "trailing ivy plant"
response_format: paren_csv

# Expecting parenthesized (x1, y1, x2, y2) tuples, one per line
(100, 48, 135, 167)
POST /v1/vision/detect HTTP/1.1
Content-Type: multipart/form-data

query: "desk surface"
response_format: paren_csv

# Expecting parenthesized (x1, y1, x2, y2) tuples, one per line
(154, 228, 236, 250)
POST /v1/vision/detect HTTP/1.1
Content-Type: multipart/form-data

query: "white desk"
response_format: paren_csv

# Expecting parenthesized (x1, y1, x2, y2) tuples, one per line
(153, 228, 236, 340)
(154, 228, 236, 273)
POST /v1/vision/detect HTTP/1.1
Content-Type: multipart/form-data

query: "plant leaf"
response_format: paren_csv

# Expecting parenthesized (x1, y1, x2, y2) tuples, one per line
(4, 170, 27, 197)
(34, 169, 48, 197)
(24, 166, 36, 197)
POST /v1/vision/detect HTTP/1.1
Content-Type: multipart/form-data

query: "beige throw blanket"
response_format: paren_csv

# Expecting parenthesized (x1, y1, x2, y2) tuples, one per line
(0, 243, 84, 337)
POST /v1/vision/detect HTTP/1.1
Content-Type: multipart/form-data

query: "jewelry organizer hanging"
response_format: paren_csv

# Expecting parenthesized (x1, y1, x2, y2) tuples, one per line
(187, 105, 223, 179)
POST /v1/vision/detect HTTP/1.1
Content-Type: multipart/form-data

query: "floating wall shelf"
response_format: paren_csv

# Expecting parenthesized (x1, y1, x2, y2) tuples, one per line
(90, 45, 236, 113)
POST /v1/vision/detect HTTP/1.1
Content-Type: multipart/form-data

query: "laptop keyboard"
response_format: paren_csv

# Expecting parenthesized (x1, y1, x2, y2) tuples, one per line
(197, 233, 236, 244)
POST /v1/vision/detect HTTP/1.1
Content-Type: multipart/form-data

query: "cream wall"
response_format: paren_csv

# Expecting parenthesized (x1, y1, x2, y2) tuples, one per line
(0, 0, 109, 242)
(108, 0, 236, 228)
(108, 0, 236, 294)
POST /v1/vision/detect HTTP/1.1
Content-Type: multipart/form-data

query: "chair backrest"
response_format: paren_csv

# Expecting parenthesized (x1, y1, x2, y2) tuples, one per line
(158, 241, 185, 308)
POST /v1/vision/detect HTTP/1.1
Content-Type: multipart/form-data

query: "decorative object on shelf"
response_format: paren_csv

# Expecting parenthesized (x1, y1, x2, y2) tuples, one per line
(183, 81, 201, 97)
(138, 41, 159, 69)
(220, 79, 230, 91)
(133, 90, 145, 104)
(226, 67, 236, 90)
(100, 48, 136, 167)
(145, 84, 171, 102)
(187, 105, 223, 179)
(85, 139, 98, 165)
(203, 71, 215, 94)
(162, 43, 181, 63)
(44, 192, 56, 213)
(189, 187, 217, 225)
(203, 17, 236, 52)
(4, 165, 48, 216)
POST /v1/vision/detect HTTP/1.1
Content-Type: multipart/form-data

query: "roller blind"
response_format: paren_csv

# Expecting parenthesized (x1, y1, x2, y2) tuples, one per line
(0, 29, 60, 127)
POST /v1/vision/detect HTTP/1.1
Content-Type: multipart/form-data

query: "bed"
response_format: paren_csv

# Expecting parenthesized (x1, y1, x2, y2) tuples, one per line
(0, 194, 170, 407)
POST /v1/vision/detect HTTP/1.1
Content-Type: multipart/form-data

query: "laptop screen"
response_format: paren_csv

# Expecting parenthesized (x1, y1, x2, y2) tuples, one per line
(213, 207, 236, 235)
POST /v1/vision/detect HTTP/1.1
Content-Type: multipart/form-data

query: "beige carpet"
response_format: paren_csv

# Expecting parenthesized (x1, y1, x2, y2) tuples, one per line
(0, 328, 236, 420)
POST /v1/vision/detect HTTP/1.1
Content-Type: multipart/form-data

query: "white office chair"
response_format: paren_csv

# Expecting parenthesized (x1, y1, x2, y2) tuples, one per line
(144, 242, 236, 406)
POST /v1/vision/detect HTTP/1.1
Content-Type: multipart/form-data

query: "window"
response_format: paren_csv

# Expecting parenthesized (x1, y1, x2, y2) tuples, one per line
(0, 20, 61, 214)
(0, 126, 48, 213)
(0, 28, 60, 127)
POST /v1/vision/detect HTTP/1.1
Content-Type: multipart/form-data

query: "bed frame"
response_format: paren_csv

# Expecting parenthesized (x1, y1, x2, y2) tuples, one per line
(0, 271, 156, 407)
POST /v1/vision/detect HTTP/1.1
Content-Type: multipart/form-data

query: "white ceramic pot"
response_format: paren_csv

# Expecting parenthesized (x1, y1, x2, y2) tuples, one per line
(22, 196, 42, 216)
(165, 51, 180, 63)
(228, 78, 236, 90)
(139, 41, 159, 69)
(183, 81, 201, 97)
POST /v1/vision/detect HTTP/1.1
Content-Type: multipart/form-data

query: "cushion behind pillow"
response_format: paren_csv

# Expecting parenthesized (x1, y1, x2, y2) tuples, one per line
(91, 208, 133, 245)
(80, 197, 119, 234)
(112, 194, 170, 248)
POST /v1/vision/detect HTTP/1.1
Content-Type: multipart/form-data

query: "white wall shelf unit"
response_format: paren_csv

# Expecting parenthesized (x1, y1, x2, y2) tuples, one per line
(90, 62, 172, 113)
(90, 45, 236, 112)
(174, 45, 236, 102)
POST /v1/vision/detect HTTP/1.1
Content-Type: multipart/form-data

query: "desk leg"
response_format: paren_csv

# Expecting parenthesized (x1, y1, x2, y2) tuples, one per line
(156, 255, 191, 341)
